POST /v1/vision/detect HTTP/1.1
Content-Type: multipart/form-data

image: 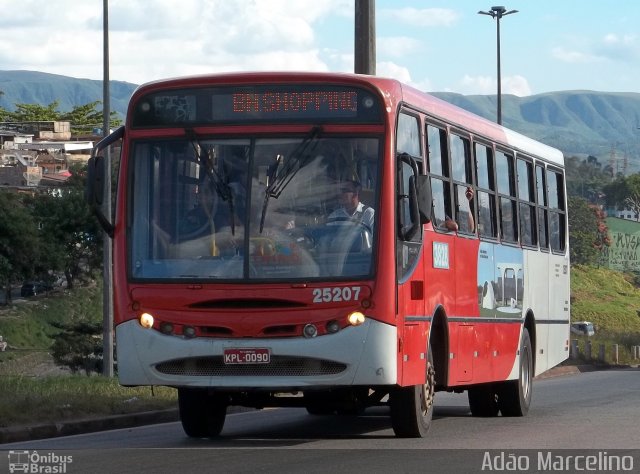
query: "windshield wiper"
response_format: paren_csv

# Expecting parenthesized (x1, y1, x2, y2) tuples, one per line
(259, 126, 322, 232)
(186, 129, 236, 235)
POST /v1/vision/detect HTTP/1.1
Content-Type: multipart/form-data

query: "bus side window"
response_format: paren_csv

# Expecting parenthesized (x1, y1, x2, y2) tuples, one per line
(450, 134, 474, 234)
(496, 150, 518, 242)
(547, 168, 566, 252)
(536, 164, 549, 249)
(426, 123, 454, 231)
(517, 158, 537, 247)
(475, 142, 497, 238)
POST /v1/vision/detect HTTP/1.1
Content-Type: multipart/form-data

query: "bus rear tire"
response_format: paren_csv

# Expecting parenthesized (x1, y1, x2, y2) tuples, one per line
(178, 388, 227, 438)
(498, 328, 533, 417)
(390, 345, 435, 438)
(468, 384, 499, 417)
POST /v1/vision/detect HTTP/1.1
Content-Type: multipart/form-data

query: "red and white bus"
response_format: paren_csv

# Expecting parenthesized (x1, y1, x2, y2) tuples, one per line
(87, 72, 570, 438)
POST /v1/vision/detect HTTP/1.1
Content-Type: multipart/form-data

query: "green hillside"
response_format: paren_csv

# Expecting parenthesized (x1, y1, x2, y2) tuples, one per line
(433, 91, 640, 173)
(571, 264, 640, 333)
(2, 70, 640, 171)
(0, 70, 137, 120)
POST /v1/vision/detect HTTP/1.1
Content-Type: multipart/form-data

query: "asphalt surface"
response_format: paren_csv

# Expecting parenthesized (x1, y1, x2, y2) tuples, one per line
(0, 364, 598, 444)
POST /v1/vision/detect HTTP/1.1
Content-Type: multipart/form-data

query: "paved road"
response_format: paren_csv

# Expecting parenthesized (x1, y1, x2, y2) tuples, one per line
(1, 368, 639, 473)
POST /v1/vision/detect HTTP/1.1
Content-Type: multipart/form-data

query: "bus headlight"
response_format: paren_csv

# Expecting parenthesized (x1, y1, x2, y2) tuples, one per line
(347, 311, 366, 326)
(139, 312, 154, 329)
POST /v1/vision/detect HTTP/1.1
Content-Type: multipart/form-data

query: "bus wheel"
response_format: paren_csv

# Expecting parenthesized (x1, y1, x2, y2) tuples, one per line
(498, 328, 533, 417)
(390, 345, 435, 438)
(468, 384, 499, 417)
(178, 388, 227, 438)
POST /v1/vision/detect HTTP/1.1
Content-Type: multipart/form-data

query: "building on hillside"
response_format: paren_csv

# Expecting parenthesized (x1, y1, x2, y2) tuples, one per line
(0, 122, 93, 188)
(0, 121, 71, 140)
(608, 207, 640, 221)
(1, 128, 33, 150)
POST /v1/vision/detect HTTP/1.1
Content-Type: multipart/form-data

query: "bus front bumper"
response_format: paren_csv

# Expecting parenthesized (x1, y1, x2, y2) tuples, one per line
(115, 318, 398, 388)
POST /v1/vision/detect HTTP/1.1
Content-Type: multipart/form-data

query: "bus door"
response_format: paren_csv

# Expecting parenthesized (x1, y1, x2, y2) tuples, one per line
(395, 112, 428, 386)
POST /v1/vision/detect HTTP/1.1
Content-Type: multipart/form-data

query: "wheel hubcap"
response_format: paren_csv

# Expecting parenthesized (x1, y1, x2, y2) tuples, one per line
(421, 361, 435, 416)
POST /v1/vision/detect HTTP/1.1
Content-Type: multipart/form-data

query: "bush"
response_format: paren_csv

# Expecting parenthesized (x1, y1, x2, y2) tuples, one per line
(51, 321, 103, 375)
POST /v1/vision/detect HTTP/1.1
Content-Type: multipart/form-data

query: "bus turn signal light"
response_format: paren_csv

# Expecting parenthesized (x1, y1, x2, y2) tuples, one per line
(347, 311, 365, 326)
(139, 313, 154, 329)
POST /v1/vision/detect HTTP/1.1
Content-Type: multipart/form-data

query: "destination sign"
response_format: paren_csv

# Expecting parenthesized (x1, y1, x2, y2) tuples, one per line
(132, 84, 382, 127)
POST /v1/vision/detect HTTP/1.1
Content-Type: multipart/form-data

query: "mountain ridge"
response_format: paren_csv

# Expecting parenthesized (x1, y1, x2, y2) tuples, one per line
(1, 70, 638, 172)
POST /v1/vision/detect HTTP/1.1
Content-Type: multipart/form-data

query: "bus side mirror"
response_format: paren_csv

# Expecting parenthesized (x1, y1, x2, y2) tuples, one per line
(401, 176, 421, 241)
(85, 126, 124, 238)
(86, 154, 114, 237)
(86, 155, 104, 207)
(415, 175, 432, 224)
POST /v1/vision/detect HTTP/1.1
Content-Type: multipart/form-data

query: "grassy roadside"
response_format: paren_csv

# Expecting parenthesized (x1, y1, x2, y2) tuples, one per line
(0, 376, 176, 428)
(569, 265, 640, 365)
(0, 283, 176, 429)
(1, 265, 640, 430)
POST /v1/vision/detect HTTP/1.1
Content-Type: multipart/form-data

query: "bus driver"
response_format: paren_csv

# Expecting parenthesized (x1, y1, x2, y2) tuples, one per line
(327, 180, 375, 230)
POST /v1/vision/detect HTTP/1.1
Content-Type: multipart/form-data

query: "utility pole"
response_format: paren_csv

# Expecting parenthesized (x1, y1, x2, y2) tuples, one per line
(354, 0, 375, 75)
(478, 6, 518, 125)
(102, 0, 114, 377)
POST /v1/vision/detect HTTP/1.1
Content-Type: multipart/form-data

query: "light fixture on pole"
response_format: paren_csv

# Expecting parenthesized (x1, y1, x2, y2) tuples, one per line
(478, 6, 518, 125)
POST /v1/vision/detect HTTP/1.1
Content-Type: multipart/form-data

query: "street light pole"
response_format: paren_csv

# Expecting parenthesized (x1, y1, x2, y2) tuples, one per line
(478, 6, 518, 125)
(354, 0, 376, 75)
(102, 0, 114, 377)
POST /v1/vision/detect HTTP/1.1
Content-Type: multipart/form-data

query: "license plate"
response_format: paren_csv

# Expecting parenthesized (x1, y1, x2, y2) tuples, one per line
(223, 348, 271, 364)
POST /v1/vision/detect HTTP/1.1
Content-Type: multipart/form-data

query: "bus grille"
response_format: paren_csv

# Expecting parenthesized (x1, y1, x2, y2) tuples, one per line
(154, 356, 347, 377)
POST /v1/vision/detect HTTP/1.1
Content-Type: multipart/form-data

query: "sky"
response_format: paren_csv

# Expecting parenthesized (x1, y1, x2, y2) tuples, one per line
(1, 0, 639, 96)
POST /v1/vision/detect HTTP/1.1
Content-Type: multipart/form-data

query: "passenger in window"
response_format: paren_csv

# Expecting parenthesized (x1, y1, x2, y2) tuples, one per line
(327, 180, 375, 231)
(500, 202, 516, 241)
(444, 186, 475, 232)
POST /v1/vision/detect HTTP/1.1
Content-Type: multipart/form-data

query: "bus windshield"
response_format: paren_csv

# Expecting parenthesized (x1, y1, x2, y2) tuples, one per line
(129, 134, 380, 281)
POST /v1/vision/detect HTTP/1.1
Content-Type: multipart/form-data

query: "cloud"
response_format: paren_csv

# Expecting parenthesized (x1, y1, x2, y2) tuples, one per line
(553, 33, 640, 64)
(377, 61, 413, 84)
(552, 47, 600, 64)
(453, 74, 531, 96)
(381, 7, 459, 27)
(597, 33, 640, 61)
(458, 75, 495, 95)
(0, 0, 350, 84)
(377, 36, 422, 58)
(502, 75, 532, 97)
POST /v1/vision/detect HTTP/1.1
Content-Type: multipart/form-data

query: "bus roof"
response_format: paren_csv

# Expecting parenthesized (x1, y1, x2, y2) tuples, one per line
(396, 80, 565, 167)
(131, 71, 564, 167)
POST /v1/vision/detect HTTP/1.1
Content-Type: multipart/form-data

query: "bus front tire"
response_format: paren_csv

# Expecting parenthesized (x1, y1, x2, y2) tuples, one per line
(498, 328, 533, 417)
(390, 345, 435, 438)
(178, 388, 227, 438)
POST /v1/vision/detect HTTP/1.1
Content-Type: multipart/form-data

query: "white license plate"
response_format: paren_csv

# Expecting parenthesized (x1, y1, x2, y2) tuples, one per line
(223, 348, 271, 364)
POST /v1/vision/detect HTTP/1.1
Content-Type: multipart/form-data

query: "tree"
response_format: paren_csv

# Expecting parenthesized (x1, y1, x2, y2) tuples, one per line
(26, 165, 103, 289)
(51, 321, 103, 375)
(565, 155, 610, 202)
(0, 99, 122, 133)
(59, 101, 122, 134)
(0, 191, 43, 304)
(3, 101, 61, 121)
(568, 197, 610, 265)
(602, 173, 640, 216)
(602, 176, 628, 210)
